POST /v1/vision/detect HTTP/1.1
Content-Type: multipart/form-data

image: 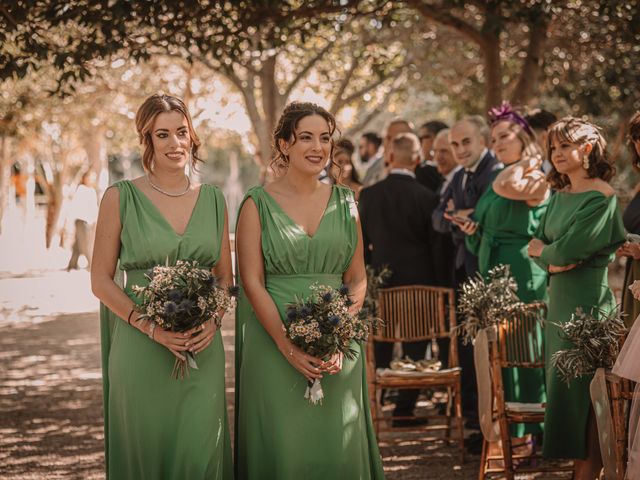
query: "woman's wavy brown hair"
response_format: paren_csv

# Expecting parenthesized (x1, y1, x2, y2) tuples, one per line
(628, 111, 640, 172)
(272, 101, 339, 180)
(135, 94, 202, 172)
(546, 116, 614, 190)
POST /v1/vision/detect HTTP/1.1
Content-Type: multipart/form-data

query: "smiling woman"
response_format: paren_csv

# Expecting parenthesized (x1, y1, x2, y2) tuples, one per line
(234, 101, 385, 479)
(90, 93, 234, 479)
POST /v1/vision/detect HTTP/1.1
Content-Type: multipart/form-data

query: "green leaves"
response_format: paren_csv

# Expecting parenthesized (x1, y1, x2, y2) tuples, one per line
(455, 264, 526, 345)
(551, 306, 627, 386)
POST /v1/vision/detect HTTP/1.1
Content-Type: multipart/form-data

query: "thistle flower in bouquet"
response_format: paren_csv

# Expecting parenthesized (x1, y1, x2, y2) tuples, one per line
(455, 264, 526, 344)
(284, 283, 380, 404)
(551, 307, 627, 385)
(132, 260, 237, 379)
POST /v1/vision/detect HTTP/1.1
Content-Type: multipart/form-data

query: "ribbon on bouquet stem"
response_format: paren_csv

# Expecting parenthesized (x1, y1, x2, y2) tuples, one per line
(304, 379, 324, 405)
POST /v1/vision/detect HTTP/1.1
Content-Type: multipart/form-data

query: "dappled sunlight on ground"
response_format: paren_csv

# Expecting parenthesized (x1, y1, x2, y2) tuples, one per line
(0, 265, 481, 479)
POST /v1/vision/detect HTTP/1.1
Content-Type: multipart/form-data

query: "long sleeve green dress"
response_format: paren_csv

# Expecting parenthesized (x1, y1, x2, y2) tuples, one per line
(466, 185, 548, 437)
(99, 180, 233, 479)
(534, 190, 625, 459)
(234, 185, 385, 480)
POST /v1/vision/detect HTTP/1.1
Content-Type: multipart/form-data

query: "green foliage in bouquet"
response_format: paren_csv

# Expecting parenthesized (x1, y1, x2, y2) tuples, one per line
(551, 307, 628, 385)
(132, 260, 237, 379)
(360, 265, 391, 322)
(455, 264, 526, 345)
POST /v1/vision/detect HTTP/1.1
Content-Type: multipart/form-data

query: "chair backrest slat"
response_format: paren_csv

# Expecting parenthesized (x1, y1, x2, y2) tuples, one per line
(497, 302, 546, 368)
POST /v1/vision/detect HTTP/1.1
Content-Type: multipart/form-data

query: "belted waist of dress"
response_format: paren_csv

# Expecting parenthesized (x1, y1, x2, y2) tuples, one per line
(121, 266, 213, 288)
(265, 272, 341, 286)
(479, 231, 530, 275)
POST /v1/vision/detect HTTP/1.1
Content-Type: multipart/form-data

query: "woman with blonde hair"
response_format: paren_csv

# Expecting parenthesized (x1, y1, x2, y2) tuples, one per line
(92, 94, 233, 479)
(459, 102, 549, 441)
(528, 116, 625, 479)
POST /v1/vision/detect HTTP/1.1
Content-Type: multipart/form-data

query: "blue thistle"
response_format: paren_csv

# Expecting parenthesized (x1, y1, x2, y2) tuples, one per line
(286, 308, 298, 321)
(168, 289, 183, 302)
(338, 285, 349, 296)
(300, 305, 312, 317)
(322, 291, 333, 302)
(164, 301, 178, 315)
(329, 314, 341, 326)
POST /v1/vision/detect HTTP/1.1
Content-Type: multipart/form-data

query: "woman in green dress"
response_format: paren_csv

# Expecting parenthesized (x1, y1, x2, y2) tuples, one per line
(460, 104, 549, 438)
(91, 94, 233, 479)
(235, 102, 385, 479)
(527, 117, 625, 479)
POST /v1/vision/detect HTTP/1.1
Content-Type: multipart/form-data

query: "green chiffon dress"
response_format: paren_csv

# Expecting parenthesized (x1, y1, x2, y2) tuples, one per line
(466, 185, 548, 437)
(235, 185, 385, 480)
(534, 191, 625, 459)
(99, 180, 233, 480)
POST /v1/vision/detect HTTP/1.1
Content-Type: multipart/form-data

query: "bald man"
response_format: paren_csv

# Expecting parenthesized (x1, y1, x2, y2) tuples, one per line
(359, 132, 442, 426)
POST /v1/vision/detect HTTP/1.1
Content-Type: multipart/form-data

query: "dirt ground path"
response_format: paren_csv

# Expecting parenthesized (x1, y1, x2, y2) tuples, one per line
(0, 271, 479, 479)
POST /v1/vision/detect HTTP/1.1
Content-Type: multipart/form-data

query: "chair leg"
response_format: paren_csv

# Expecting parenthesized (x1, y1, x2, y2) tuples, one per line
(455, 383, 465, 464)
(478, 438, 487, 480)
(500, 427, 514, 480)
(444, 386, 452, 441)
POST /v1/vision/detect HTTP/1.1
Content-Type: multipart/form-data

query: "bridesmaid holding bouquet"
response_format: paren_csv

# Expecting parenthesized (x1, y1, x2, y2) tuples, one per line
(91, 94, 233, 479)
(235, 102, 384, 479)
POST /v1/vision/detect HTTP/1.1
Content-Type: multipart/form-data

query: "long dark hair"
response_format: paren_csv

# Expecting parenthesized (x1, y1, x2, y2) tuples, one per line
(628, 111, 640, 171)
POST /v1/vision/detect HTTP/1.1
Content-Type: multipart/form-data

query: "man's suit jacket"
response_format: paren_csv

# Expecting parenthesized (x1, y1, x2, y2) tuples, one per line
(360, 154, 386, 187)
(415, 162, 443, 194)
(432, 151, 502, 278)
(359, 173, 441, 287)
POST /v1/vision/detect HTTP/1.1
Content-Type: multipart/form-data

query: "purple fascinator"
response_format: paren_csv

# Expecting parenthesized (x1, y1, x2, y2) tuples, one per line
(488, 101, 533, 135)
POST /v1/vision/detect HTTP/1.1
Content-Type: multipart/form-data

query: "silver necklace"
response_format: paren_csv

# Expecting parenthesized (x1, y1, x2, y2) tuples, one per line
(147, 175, 191, 197)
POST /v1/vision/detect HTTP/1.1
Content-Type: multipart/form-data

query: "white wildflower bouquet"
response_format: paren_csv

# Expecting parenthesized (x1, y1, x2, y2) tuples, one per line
(284, 283, 381, 404)
(132, 260, 237, 379)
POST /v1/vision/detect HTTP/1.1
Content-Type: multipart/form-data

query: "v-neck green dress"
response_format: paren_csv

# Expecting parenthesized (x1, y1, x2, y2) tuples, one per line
(99, 180, 233, 480)
(534, 190, 625, 459)
(234, 185, 385, 480)
(466, 185, 548, 437)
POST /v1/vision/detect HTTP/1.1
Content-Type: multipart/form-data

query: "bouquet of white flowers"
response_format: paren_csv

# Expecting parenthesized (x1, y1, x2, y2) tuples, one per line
(132, 260, 237, 379)
(284, 283, 381, 404)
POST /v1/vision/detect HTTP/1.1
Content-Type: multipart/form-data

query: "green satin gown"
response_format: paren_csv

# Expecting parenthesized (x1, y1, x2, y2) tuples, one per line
(99, 180, 233, 479)
(466, 185, 548, 437)
(534, 191, 625, 459)
(235, 185, 385, 480)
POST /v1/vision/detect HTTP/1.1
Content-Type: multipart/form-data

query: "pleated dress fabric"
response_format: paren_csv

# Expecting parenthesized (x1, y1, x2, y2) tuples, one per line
(234, 185, 385, 480)
(99, 180, 233, 480)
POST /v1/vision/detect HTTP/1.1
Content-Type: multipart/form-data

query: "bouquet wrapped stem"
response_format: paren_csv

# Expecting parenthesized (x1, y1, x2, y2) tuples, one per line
(132, 260, 237, 380)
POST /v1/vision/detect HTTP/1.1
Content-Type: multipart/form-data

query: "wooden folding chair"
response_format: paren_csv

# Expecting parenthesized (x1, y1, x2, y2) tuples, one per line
(606, 372, 637, 479)
(480, 302, 574, 479)
(365, 285, 464, 462)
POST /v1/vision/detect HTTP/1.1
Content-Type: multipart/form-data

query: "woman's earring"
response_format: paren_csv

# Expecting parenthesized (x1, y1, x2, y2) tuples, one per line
(582, 155, 590, 170)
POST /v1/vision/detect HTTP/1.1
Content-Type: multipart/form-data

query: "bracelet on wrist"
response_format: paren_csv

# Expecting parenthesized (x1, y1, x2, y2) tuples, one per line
(127, 308, 135, 325)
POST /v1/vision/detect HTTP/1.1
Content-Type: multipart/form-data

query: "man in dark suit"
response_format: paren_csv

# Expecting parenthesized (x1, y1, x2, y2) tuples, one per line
(359, 132, 440, 426)
(415, 120, 448, 193)
(431, 116, 502, 432)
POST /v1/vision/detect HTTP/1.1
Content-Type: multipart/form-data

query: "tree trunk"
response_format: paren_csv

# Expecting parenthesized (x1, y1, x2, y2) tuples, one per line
(481, 3, 503, 112)
(0, 133, 10, 232)
(83, 126, 108, 194)
(510, 16, 548, 106)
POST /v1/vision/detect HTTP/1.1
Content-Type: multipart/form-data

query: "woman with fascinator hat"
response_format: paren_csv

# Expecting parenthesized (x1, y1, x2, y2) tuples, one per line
(527, 117, 625, 478)
(459, 102, 550, 441)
